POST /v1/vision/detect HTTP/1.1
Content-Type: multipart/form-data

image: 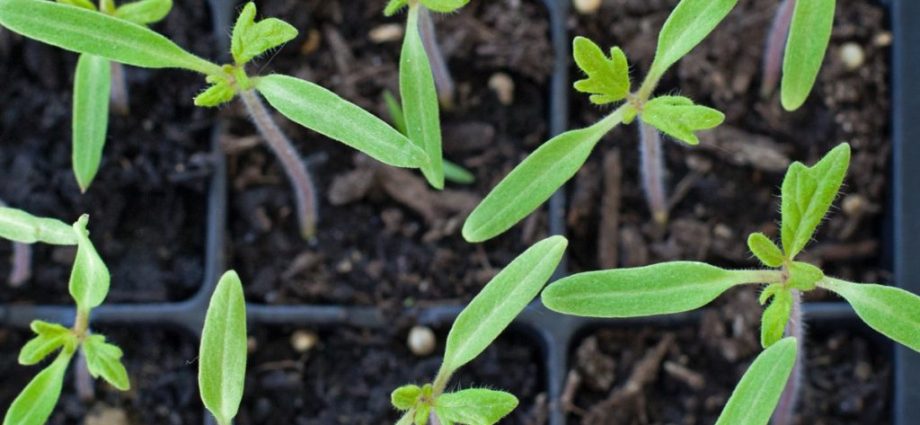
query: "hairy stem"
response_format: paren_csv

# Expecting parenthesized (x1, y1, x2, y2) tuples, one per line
(429, 411, 442, 425)
(638, 120, 668, 225)
(75, 349, 96, 402)
(418, 7, 455, 108)
(761, 0, 796, 97)
(772, 289, 804, 425)
(239, 89, 319, 240)
(109, 61, 130, 115)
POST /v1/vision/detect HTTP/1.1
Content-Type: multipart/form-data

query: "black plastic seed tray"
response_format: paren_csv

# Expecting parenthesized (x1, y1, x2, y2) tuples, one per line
(1, 0, 917, 424)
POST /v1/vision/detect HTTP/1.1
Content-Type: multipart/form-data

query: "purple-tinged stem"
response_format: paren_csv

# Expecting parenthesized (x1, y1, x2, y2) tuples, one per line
(429, 411, 442, 425)
(110, 61, 130, 115)
(75, 349, 95, 402)
(761, 0, 796, 97)
(772, 289, 804, 425)
(418, 7, 456, 108)
(638, 121, 669, 225)
(239, 89, 319, 240)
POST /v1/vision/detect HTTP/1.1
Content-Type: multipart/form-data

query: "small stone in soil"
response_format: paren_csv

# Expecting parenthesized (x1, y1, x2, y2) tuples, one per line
(290, 330, 319, 353)
(488, 73, 515, 105)
(408, 326, 436, 357)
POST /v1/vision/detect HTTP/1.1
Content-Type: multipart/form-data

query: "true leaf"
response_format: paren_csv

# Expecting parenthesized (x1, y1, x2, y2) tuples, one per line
(747, 232, 784, 267)
(255, 74, 428, 169)
(462, 107, 627, 242)
(640, 96, 724, 145)
(787, 261, 823, 291)
(383, 90, 408, 135)
(230, 2, 298, 65)
(2, 350, 73, 425)
(760, 288, 792, 348)
(384, 0, 408, 16)
(542, 262, 769, 318)
(759, 283, 782, 305)
(200, 270, 248, 425)
(400, 4, 444, 188)
(421, 0, 469, 13)
(715, 337, 798, 425)
(68, 215, 110, 311)
(780, 143, 850, 258)
(821, 279, 920, 352)
(0, 207, 77, 245)
(391, 385, 422, 410)
(19, 321, 74, 366)
(414, 405, 430, 425)
(435, 389, 518, 425)
(56, 0, 94, 10)
(572, 37, 630, 105)
(72, 54, 111, 192)
(441, 236, 567, 375)
(114, 0, 172, 25)
(0, 0, 219, 74)
(82, 334, 130, 390)
(194, 80, 236, 107)
(443, 160, 475, 185)
(649, 0, 738, 79)
(781, 0, 835, 110)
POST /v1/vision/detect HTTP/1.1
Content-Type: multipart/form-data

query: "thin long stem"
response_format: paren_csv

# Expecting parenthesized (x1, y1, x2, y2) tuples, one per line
(761, 0, 796, 97)
(109, 61, 130, 115)
(239, 89, 318, 240)
(429, 411, 442, 425)
(772, 289, 804, 425)
(417, 7, 455, 108)
(638, 120, 668, 225)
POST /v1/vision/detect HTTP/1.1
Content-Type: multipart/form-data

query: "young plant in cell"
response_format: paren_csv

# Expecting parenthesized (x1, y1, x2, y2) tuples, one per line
(761, 0, 836, 110)
(0, 208, 129, 425)
(541, 143, 920, 424)
(198, 270, 248, 425)
(385, 0, 469, 190)
(391, 235, 567, 425)
(0, 0, 430, 239)
(462, 0, 737, 243)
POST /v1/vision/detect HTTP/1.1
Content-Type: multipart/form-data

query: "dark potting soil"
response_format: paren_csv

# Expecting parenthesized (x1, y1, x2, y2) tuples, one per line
(238, 326, 546, 424)
(0, 327, 201, 425)
(564, 288, 892, 425)
(223, 0, 555, 306)
(0, 2, 218, 304)
(564, 0, 893, 299)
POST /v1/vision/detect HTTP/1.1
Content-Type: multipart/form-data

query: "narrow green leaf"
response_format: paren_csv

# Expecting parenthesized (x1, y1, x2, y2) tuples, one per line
(821, 278, 920, 352)
(787, 261, 823, 291)
(383, 90, 408, 135)
(649, 0, 738, 79)
(542, 262, 769, 318)
(442, 236, 567, 375)
(760, 289, 792, 348)
(640, 96, 724, 145)
(72, 54, 111, 192)
(384, 0, 408, 16)
(200, 270, 248, 425)
(0, 0, 220, 74)
(82, 334, 130, 390)
(391, 385, 422, 410)
(780, 143, 850, 258)
(415, 405, 431, 425)
(0, 207, 78, 245)
(421, 0, 469, 13)
(2, 350, 73, 425)
(572, 37, 630, 105)
(747, 233, 784, 267)
(56, 0, 94, 10)
(462, 107, 627, 242)
(19, 321, 74, 366)
(435, 389, 518, 425)
(715, 337, 798, 425)
(401, 4, 444, 188)
(230, 2, 298, 65)
(781, 0, 835, 110)
(114, 0, 172, 25)
(443, 160, 475, 185)
(255, 74, 427, 169)
(68, 215, 110, 311)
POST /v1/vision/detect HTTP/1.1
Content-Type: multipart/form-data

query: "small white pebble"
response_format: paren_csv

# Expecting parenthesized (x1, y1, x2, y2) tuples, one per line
(247, 336, 258, 354)
(488, 73, 515, 106)
(839, 42, 865, 71)
(842, 194, 867, 217)
(573, 0, 602, 14)
(408, 326, 436, 356)
(369, 24, 403, 44)
(873, 31, 892, 47)
(290, 330, 319, 353)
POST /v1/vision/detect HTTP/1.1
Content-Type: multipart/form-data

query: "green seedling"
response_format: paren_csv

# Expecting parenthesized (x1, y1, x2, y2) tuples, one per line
(542, 143, 920, 423)
(762, 0, 836, 110)
(0, 208, 129, 425)
(462, 0, 736, 242)
(199, 271, 247, 425)
(385, 0, 470, 190)
(391, 235, 567, 424)
(383, 90, 475, 185)
(0, 0, 430, 239)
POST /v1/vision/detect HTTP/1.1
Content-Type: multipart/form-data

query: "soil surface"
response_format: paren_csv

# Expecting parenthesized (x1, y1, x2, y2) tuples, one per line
(223, 0, 555, 306)
(565, 0, 893, 300)
(238, 325, 546, 424)
(0, 2, 218, 303)
(565, 288, 892, 424)
(0, 327, 201, 425)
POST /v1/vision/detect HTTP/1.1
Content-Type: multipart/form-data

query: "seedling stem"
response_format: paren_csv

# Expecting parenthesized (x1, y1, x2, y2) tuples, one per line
(418, 7, 455, 108)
